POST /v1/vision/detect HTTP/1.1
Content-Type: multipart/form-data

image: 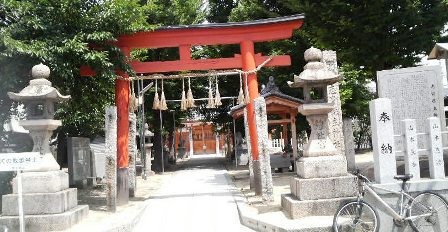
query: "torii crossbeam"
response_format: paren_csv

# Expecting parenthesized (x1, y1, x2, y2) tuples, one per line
(81, 14, 304, 204)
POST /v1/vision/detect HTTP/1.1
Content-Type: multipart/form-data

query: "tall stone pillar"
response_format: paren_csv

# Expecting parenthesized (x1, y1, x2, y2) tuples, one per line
(105, 106, 118, 211)
(254, 97, 274, 201)
(343, 118, 356, 172)
(244, 108, 255, 190)
(128, 113, 137, 197)
(323, 51, 345, 155)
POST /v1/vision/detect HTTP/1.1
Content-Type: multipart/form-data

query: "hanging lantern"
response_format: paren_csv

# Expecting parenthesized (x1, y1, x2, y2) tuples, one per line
(237, 73, 245, 105)
(152, 79, 160, 110)
(186, 77, 196, 108)
(180, 78, 187, 111)
(159, 79, 168, 110)
(214, 76, 222, 106)
(207, 76, 215, 108)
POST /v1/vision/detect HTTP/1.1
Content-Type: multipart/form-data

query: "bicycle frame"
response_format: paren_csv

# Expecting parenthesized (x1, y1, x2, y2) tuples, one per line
(362, 182, 433, 221)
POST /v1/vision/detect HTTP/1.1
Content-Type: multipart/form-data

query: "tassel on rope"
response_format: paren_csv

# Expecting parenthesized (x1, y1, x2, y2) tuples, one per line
(207, 76, 215, 108)
(160, 79, 168, 110)
(152, 79, 160, 110)
(186, 77, 196, 108)
(244, 73, 251, 104)
(130, 80, 138, 112)
(180, 78, 187, 111)
(237, 73, 245, 105)
(214, 75, 222, 106)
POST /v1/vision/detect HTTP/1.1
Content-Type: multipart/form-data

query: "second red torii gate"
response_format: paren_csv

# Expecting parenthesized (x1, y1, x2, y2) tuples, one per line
(81, 14, 304, 202)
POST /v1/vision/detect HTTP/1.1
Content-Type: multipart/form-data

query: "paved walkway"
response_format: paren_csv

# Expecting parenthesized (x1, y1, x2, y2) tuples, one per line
(133, 154, 253, 232)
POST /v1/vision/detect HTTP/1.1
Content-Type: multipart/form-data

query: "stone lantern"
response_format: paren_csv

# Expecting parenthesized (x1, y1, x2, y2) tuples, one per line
(144, 123, 155, 176)
(288, 47, 342, 157)
(1, 64, 88, 231)
(8, 63, 70, 171)
(282, 47, 356, 219)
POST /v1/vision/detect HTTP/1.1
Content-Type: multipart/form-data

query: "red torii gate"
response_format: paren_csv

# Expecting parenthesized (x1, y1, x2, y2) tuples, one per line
(81, 14, 304, 203)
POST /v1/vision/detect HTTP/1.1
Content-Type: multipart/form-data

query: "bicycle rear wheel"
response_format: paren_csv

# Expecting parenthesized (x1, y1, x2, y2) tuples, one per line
(333, 200, 379, 232)
(409, 192, 448, 232)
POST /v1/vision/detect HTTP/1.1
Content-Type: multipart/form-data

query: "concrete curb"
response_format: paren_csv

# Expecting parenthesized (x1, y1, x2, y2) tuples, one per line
(223, 172, 283, 232)
(224, 172, 335, 232)
(101, 201, 150, 232)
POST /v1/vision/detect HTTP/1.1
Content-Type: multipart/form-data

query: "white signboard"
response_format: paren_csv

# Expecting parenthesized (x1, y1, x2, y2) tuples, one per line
(0, 152, 42, 171)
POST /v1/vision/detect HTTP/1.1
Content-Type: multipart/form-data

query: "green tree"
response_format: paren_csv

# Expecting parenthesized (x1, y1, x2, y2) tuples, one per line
(225, 0, 448, 112)
(0, 0, 150, 202)
(0, 0, 150, 139)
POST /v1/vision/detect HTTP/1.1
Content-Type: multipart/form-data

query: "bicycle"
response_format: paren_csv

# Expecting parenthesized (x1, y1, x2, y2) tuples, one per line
(333, 171, 448, 232)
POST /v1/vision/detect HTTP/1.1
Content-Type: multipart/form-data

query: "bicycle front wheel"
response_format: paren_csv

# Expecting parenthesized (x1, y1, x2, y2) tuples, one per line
(333, 200, 379, 232)
(409, 192, 448, 232)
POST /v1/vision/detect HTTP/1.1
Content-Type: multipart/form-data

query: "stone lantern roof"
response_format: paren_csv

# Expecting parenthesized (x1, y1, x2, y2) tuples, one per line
(288, 47, 341, 88)
(8, 63, 71, 101)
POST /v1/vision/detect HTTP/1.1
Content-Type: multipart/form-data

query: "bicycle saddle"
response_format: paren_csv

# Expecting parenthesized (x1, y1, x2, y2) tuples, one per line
(394, 174, 413, 181)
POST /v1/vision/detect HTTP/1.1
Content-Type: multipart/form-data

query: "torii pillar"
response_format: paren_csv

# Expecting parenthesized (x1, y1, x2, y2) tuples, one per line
(116, 48, 130, 205)
(241, 41, 263, 192)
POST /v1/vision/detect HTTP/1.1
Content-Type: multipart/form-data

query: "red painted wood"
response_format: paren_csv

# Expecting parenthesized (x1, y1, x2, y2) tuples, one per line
(81, 55, 290, 75)
(116, 47, 130, 169)
(130, 55, 290, 73)
(241, 40, 260, 161)
(179, 45, 191, 60)
(116, 21, 303, 49)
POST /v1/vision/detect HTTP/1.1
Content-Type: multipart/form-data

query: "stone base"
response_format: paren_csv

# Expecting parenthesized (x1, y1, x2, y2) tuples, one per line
(0, 205, 89, 232)
(2, 188, 78, 215)
(12, 171, 69, 194)
(117, 168, 129, 205)
(145, 170, 155, 176)
(281, 194, 355, 219)
(290, 175, 357, 200)
(296, 155, 347, 178)
(252, 160, 262, 195)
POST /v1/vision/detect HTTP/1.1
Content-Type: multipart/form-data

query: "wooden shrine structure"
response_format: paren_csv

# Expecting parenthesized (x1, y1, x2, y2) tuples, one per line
(230, 76, 303, 160)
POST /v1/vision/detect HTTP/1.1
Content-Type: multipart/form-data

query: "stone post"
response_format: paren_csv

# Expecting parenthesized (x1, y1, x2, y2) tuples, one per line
(254, 97, 274, 201)
(427, 117, 445, 179)
(369, 98, 397, 184)
(402, 119, 420, 180)
(343, 118, 356, 172)
(144, 123, 155, 177)
(244, 108, 255, 190)
(189, 127, 194, 157)
(128, 113, 137, 197)
(323, 51, 345, 155)
(105, 106, 117, 212)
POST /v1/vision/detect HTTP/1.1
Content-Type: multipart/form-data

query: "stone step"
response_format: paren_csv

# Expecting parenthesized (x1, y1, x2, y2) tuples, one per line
(242, 210, 336, 232)
(281, 193, 355, 219)
(12, 170, 69, 194)
(2, 188, 78, 216)
(0, 205, 88, 232)
(290, 175, 357, 200)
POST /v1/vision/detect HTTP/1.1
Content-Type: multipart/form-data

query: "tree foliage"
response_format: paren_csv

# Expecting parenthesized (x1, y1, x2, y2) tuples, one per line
(207, 0, 448, 120)
(0, 0, 151, 138)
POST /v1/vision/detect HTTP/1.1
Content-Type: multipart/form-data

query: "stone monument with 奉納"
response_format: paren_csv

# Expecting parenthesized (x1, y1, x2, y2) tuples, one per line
(377, 65, 445, 152)
(0, 64, 88, 231)
(282, 47, 357, 218)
